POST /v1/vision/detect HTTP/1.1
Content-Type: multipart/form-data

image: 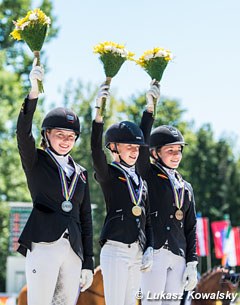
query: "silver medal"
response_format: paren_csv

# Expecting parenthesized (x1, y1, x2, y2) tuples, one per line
(61, 200, 73, 212)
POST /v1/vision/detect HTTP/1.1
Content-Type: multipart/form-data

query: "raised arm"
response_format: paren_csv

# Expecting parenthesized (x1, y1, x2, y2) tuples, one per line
(137, 80, 160, 178)
(91, 84, 111, 183)
(16, 59, 44, 171)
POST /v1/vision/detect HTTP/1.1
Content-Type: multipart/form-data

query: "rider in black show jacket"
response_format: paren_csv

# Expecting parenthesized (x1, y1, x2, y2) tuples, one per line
(17, 99, 93, 269)
(137, 110, 197, 263)
(17, 98, 94, 270)
(17, 59, 93, 305)
(136, 81, 198, 305)
(90, 83, 154, 305)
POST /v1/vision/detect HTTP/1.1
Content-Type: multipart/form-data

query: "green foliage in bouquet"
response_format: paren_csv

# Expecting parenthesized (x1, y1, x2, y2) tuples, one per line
(136, 47, 173, 82)
(94, 41, 134, 78)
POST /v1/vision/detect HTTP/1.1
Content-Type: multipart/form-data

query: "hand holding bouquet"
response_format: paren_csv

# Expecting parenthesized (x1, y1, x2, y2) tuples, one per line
(93, 41, 134, 116)
(10, 8, 51, 93)
(136, 47, 173, 115)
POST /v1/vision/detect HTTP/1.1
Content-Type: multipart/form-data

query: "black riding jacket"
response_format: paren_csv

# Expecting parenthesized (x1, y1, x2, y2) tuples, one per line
(91, 120, 154, 251)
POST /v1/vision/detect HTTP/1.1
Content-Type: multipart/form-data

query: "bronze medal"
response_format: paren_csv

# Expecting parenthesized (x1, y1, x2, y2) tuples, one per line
(132, 206, 142, 216)
(175, 209, 183, 220)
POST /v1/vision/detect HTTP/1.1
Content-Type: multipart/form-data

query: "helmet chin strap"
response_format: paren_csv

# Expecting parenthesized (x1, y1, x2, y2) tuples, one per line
(111, 143, 135, 168)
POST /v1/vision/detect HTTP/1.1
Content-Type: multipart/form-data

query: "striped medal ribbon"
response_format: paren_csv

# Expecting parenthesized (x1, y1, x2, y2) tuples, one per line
(111, 161, 144, 216)
(46, 148, 79, 212)
(154, 161, 185, 220)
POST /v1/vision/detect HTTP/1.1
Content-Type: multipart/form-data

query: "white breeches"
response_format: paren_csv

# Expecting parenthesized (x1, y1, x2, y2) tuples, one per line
(100, 240, 142, 305)
(141, 248, 186, 305)
(25, 235, 82, 305)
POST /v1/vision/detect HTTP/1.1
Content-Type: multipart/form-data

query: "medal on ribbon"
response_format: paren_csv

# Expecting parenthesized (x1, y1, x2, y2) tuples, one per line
(45, 149, 80, 212)
(171, 171, 185, 220)
(111, 162, 144, 217)
(154, 162, 185, 220)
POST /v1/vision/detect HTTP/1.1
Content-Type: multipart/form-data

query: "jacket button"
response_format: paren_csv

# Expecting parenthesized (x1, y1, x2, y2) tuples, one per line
(166, 226, 170, 231)
(170, 215, 173, 219)
(128, 244, 131, 248)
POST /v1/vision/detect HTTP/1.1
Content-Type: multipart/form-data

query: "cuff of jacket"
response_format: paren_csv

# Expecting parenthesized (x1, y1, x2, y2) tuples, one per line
(91, 120, 104, 149)
(82, 255, 94, 272)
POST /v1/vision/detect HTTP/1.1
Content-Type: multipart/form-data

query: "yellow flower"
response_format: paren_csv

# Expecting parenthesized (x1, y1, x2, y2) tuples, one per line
(10, 29, 21, 40)
(93, 41, 134, 60)
(136, 46, 173, 84)
(10, 8, 50, 41)
(136, 47, 173, 67)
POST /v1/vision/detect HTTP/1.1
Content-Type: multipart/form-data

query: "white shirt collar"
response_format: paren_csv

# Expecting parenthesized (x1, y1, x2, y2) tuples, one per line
(49, 151, 74, 178)
(118, 164, 139, 185)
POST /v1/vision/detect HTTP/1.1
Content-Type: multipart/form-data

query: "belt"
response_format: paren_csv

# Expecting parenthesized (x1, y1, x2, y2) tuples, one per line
(106, 240, 139, 249)
(63, 232, 70, 240)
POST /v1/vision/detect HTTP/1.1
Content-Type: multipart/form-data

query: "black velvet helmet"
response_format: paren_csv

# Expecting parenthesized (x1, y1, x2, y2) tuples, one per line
(105, 121, 146, 148)
(150, 125, 187, 149)
(41, 107, 80, 136)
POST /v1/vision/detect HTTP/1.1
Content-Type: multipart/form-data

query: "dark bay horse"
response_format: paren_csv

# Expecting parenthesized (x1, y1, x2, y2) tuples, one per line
(189, 267, 239, 305)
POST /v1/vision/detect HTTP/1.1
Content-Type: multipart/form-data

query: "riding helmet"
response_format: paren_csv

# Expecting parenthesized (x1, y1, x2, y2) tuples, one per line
(105, 121, 146, 148)
(150, 125, 187, 149)
(41, 107, 80, 136)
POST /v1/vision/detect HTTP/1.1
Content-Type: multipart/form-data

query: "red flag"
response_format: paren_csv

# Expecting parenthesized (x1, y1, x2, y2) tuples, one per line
(196, 217, 210, 256)
(211, 220, 229, 259)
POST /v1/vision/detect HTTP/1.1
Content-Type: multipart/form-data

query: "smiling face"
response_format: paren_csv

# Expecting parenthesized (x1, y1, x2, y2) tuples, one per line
(110, 143, 140, 166)
(154, 144, 183, 169)
(46, 129, 76, 155)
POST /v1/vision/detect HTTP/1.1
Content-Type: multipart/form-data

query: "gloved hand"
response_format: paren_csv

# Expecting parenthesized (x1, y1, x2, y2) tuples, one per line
(146, 79, 160, 112)
(80, 269, 93, 292)
(140, 247, 154, 272)
(95, 84, 110, 109)
(182, 261, 198, 291)
(29, 57, 44, 96)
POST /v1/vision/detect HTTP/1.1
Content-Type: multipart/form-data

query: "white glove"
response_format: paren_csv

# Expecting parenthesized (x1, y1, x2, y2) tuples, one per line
(140, 247, 154, 272)
(29, 57, 44, 95)
(95, 84, 110, 109)
(80, 269, 93, 292)
(182, 261, 198, 291)
(146, 79, 160, 111)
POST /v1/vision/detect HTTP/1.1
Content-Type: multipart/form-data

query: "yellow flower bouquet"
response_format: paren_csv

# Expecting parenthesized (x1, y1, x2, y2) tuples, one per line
(93, 41, 134, 115)
(10, 8, 51, 93)
(136, 47, 173, 115)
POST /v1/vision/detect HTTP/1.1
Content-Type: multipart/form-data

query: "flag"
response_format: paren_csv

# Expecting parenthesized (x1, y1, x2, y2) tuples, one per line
(221, 224, 232, 266)
(226, 227, 240, 267)
(211, 220, 229, 259)
(196, 217, 210, 256)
